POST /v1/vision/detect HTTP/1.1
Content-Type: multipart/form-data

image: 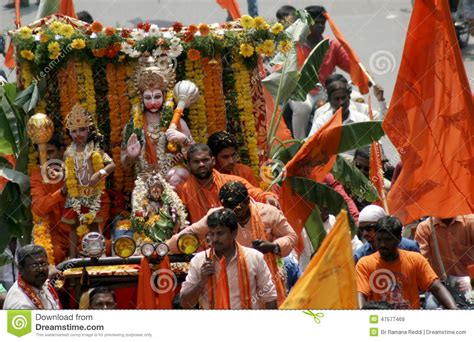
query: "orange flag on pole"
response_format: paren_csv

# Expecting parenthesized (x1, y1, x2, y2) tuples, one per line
(367, 98, 388, 212)
(58, 0, 77, 18)
(323, 12, 370, 94)
(216, 0, 241, 20)
(280, 209, 357, 309)
(382, 0, 474, 224)
(281, 109, 343, 252)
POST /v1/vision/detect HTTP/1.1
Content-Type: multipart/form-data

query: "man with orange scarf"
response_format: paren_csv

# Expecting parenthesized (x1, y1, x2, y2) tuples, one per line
(176, 144, 279, 223)
(169, 181, 295, 304)
(180, 208, 277, 309)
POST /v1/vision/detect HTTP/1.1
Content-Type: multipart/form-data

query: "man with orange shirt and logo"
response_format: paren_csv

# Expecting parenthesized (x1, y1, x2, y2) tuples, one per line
(356, 216, 457, 309)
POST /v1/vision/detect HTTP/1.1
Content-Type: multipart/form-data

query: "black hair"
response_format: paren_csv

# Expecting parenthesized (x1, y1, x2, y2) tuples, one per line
(324, 73, 348, 89)
(354, 145, 371, 160)
(89, 287, 116, 305)
(207, 208, 238, 232)
(375, 216, 403, 238)
(187, 143, 212, 160)
(325, 73, 351, 98)
(219, 181, 249, 209)
(16, 245, 47, 267)
(65, 120, 104, 148)
(276, 5, 297, 21)
(207, 131, 238, 157)
(305, 5, 326, 20)
(362, 301, 393, 309)
(77, 11, 94, 24)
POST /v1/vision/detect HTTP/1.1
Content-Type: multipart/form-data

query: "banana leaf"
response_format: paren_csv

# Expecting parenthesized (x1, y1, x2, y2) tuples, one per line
(262, 71, 299, 105)
(338, 121, 385, 153)
(0, 168, 30, 193)
(332, 155, 378, 202)
(0, 156, 13, 169)
(290, 176, 356, 234)
(304, 206, 327, 252)
(1, 83, 26, 157)
(15, 79, 44, 114)
(290, 39, 329, 101)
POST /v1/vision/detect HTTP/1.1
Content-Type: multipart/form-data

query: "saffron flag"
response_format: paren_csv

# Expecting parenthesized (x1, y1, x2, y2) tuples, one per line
(323, 12, 370, 94)
(367, 98, 387, 210)
(280, 209, 358, 309)
(281, 109, 343, 252)
(216, 0, 241, 20)
(58, 0, 77, 18)
(382, 0, 474, 224)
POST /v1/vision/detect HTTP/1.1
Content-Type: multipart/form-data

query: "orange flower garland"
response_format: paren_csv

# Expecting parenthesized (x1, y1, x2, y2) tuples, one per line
(184, 58, 207, 143)
(124, 63, 139, 192)
(201, 57, 226, 135)
(57, 66, 72, 145)
(106, 63, 125, 191)
(231, 55, 260, 178)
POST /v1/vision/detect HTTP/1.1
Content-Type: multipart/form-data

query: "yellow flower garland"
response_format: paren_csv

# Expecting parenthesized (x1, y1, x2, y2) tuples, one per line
(32, 215, 55, 265)
(21, 62, 33, 88)
(27, 145, 38, 176)
(184, 59, 207, 143)
(83, 61, 97, 124)
(75, 60, 87, 106)
(65, 149, 105, 236)
(231, 55, 260, 178)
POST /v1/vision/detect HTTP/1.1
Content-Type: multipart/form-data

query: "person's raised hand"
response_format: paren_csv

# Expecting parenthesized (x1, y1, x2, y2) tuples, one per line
(126, 133, 141, 158)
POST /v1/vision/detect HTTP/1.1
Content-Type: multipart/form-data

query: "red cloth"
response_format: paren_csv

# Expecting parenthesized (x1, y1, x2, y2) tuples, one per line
(137, 257, 156, 309)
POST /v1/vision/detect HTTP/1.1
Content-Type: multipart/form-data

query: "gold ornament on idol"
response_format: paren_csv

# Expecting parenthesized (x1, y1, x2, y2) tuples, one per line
(27, 113, 54, 166)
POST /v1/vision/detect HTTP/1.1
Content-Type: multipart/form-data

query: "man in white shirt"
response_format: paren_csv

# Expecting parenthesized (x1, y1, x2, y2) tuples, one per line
(307, 74, 385, 138)
(3, 245, 60, 309)
(180, 209, 277, 309)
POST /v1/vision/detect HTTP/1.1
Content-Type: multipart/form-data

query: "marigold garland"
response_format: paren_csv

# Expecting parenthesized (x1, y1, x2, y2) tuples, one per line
(27, 145, 38, 176)
(65, 146, 105, 236)
(231, 55, 260, 178)
(201, 57, 226, 135)
(21, 62, 33, 88)
(32, 215, 55, 265)
(82, 61, 97, 124)
(184, 58, 207, 143)
(75, 59, 87, 106)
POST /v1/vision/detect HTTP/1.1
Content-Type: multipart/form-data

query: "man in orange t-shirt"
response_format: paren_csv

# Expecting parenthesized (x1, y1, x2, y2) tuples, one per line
(176, 144, 279, 223)
(356, 216, 458, 309)
(30, 135, 70, 264)
(207, 131, 259, 186)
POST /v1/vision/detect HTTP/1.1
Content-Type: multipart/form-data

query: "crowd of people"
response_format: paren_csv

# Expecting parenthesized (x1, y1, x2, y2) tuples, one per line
(0, 3, 473, 311)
